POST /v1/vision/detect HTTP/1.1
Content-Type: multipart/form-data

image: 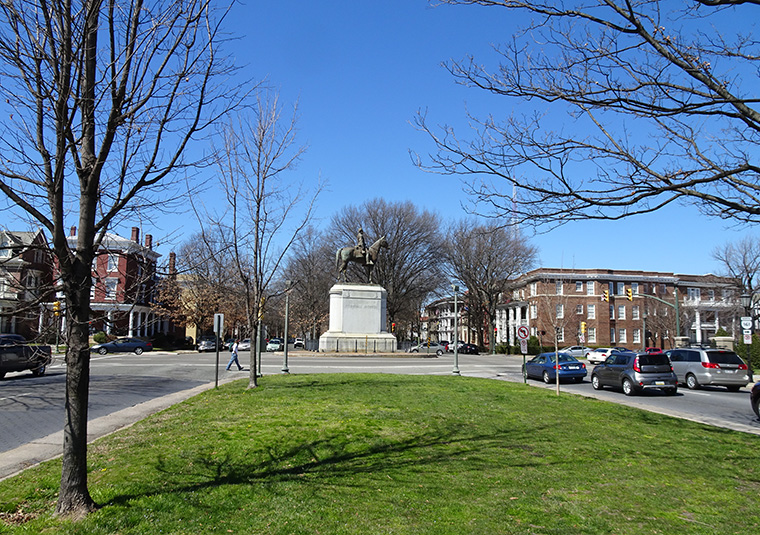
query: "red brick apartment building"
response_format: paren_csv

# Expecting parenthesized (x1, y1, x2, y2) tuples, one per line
(496, 268, 740, 350)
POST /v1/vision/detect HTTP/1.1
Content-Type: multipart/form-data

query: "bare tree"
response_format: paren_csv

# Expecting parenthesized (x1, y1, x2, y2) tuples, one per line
(444, 221, 537, 350)
(328, 199, 446, 331)
(202, 92, 321, 388)
(0, 0, 241, 517)
(417, 1, 760, 227)
(282, 226, 333, 342)
(712, 237, 760, 296)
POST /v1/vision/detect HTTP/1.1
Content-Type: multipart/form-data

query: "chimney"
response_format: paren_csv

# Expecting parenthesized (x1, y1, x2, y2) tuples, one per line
(70, 226, 76, 237)
(131, 227, 139, 243)
(169, 252, 176, 276)
(145, 234, 152, 249)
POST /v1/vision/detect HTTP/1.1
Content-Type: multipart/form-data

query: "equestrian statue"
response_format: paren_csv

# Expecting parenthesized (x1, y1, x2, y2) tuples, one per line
(336, 229, 389, 283)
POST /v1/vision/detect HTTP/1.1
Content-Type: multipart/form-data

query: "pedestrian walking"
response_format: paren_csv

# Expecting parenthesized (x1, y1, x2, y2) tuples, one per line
(226, 339, 243, 371)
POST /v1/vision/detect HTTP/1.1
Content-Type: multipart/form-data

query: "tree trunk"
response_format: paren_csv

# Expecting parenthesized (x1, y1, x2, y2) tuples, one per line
(55, 259, 97, 518)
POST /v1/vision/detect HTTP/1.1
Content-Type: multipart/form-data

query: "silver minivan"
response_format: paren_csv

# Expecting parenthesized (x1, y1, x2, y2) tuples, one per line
(666, 348, 750, 391)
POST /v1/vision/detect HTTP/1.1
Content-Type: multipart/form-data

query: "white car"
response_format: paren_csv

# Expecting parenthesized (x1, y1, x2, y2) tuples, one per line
(294, 338, 305, 348)
(238, 339, 251, 351)
(586, 347, 612, 364)
(266, 338, 283, 352)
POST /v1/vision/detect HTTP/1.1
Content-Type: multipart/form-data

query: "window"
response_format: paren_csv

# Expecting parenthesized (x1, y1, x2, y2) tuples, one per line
(556, 280, 563, 295)
(576, 281, 583, 292)
(576, 304, 583, 315)
(707, 289, 715, 301)
(556, 304, 564, 319)
(587, 304, 596, 319)
(610, 305, 615, 319)
(587, 281, 594, 295)
(530, 282, 537, 296)
(90, 277, 96, 299)
(687, 288, 701, 301)
(557, 328, 565, 343)
(616, 282, 625, 295)
(631, 282, 639, 295)
(105, 278, 118, 300)
(610, 328, 616, 343)
(107, 254, 119, 272)
(632, 305, 640, 320)
(617, 305, 626, 320)
(530, 326, 538, 337)
(619, 329, 627, 343)
(0, 236, 9, 258)
(633, 328, 641, 344)
(530, 303, 537, 319)
(588, 327, 597, 343)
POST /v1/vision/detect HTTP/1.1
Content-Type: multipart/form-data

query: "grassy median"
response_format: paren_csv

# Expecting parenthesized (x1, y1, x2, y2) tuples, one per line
(1, 374, 759, 534)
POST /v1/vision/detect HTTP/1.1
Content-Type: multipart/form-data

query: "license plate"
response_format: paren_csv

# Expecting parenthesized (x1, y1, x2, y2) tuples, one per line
(568, 366, 579, 370)
(655, 381, 665, 385)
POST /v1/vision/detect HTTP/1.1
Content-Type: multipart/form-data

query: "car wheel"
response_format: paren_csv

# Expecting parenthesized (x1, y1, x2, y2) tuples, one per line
(686, 374, 700, 390)
(31, 362, 46, 377)
(591, 375, 602, 390)
(98, 347, 107, 355)
(726, 385, 741, 392)
(753, 396, 760, 419)
(664, 387, 677, 396)
(543, 371, 551, 384)
(436, 349, 443, 356)
(134, 347, 143, 355)
(0, 371, 5, 379)
(622, 378, 635, 396)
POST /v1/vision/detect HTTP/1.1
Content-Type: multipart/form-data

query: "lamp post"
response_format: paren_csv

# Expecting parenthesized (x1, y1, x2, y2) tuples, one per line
(282, 280, 292, 374)
(452, 284, 460, 376)
(741, 292, 754, 382)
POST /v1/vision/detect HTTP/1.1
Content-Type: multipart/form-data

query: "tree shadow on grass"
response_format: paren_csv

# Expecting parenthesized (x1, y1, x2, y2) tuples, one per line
(104, 422, 558, 507)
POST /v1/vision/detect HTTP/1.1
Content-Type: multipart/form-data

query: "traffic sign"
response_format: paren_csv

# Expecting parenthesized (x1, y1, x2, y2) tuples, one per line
(519, 339, 528, 355)
(517, 325, 529, 340)
(745, 332, 753, 344)
(741, 317, 753, 330)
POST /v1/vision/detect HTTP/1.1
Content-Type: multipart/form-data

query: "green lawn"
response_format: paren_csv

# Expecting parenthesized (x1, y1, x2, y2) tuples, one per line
(1, 374, 758, 534)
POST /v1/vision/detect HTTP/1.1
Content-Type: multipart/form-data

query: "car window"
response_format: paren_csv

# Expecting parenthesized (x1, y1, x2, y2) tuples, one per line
(706, 351, 744, 365)
(536, 356, 545, 364)
(614, 355, 629, 365)
(639, 354, 669, 366)
(684, 350, 700, 362)
(557, 354, 574, 363)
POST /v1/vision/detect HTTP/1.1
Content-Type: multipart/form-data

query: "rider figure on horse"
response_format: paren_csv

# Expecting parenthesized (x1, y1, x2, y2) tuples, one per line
(356, 227, 373, 265)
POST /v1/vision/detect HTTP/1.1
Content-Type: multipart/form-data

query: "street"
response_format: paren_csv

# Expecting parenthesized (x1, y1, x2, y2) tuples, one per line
(1, 349, 758, 461)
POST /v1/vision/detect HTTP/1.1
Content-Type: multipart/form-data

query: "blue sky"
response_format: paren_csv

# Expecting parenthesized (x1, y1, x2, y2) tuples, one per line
(149, 0, 739, 276)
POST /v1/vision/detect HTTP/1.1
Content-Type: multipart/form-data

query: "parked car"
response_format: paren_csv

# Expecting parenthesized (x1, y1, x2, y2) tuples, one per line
(294, 338, 305, 349)
(560, 346, 589, 359)
(197, 335, 217, 352)
(645, 347, 662, 353)
(91, 337, 152, 355)
(665, 348, 750, 391)
(408, 342, 444, 356)
(266, 338, 283, 352)
(751, 381, 760, 418)
(238, 339, 251, 351)
(523, 352, 587, 383)
(591, 351, 677, 396)
(585, 347, 612, 364)
(459, 343, 480, 355)
(0, 334, 52, 379)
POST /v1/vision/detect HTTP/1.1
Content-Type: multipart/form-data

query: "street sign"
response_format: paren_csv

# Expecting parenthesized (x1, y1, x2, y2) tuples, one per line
(213, 313, 224, 335)
(519, 339, 528, 354)
(517, 325, 529, 340)
(745, 332, 753, 344)
(741, 317, 753, 330)
(579, 334, 586, 344)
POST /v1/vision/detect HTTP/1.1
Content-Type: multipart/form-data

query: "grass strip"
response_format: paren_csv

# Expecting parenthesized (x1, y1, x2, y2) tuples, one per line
(0, 374, 758, 534)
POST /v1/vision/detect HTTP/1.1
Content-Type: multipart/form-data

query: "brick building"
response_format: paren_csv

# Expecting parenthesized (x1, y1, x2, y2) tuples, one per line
(496, 268, 740, 350)
(0, 229, 55, 339)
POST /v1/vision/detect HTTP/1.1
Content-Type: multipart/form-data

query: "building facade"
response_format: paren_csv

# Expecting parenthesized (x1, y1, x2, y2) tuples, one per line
(0, 229, 54, 339)
(497, 268, 740, 350)
(63, 226, 164, 337)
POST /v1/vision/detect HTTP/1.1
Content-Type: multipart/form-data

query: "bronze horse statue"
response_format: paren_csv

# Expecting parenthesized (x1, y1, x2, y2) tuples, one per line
(336, 235, 388, 283)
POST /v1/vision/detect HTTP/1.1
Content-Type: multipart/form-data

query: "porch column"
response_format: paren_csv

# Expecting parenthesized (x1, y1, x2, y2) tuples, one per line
(128, 310, 135, 337)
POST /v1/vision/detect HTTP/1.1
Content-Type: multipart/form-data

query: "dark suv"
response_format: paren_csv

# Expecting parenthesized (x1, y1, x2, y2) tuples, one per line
(591, 351, 678, 396)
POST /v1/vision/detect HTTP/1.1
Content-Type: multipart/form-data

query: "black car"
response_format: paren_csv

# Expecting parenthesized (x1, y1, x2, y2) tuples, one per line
(90, 337, 153, 355)
(591, 351, 677, 396)
(751, 381, 760, 419)
(459, 343, 479, 355)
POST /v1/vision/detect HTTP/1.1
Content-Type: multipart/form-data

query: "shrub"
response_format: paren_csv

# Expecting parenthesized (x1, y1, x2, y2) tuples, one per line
(92, 331, 107, 343)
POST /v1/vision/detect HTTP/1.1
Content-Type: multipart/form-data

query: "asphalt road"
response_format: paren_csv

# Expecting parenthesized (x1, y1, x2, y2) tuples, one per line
(1, 349, 758, 479)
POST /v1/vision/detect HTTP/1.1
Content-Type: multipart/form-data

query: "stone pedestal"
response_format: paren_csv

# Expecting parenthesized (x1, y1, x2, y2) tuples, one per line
(319, 283, 397, 352)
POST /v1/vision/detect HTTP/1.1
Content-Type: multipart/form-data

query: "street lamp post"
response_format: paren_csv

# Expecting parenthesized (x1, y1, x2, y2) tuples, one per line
(282, 280, 292, 374)
(741, 293, 754, 382)
(452, 284, 460, 376)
